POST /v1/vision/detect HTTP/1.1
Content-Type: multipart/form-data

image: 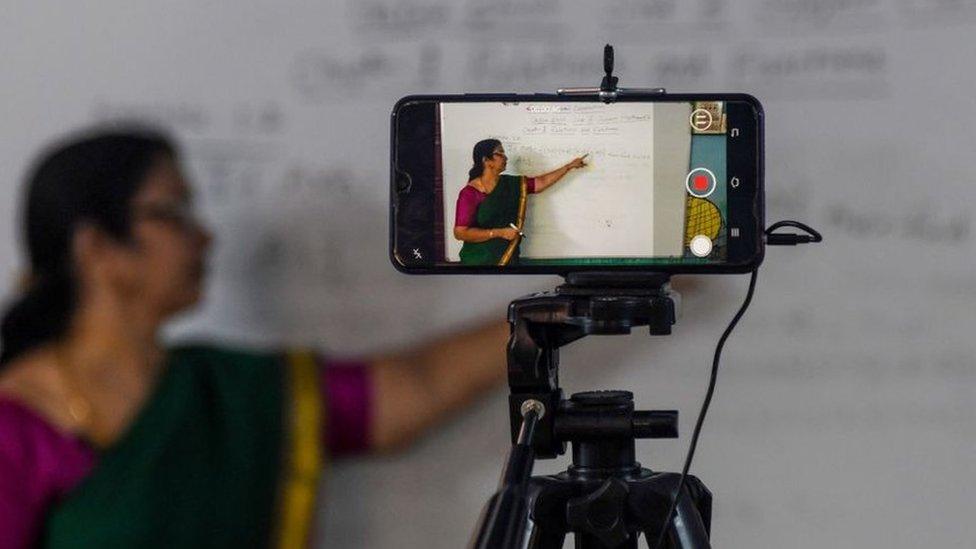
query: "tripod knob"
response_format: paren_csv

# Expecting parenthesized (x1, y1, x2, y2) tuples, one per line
(566, 477, 632, 547)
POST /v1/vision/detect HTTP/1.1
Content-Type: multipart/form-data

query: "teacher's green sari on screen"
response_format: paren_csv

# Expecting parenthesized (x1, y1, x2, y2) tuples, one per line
(458, 174, 528, 266)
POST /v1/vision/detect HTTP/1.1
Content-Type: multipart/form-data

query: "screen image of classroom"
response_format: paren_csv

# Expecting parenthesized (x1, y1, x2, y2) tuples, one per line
(439, 102, 724, 264)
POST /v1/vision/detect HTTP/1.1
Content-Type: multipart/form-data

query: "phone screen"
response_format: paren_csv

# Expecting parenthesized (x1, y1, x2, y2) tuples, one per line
(392, 95, 763, 274)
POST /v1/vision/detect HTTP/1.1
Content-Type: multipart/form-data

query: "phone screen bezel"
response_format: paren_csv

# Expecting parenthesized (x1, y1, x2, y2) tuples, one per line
(390, 92, 764, 275)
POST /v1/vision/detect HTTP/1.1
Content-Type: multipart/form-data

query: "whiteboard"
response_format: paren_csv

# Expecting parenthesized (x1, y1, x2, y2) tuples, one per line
(0, 2, 974, 548)
(441, 102, 690, 260)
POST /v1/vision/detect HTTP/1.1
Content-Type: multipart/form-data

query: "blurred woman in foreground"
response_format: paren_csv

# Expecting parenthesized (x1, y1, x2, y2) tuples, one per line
(0, 128, 509, 548)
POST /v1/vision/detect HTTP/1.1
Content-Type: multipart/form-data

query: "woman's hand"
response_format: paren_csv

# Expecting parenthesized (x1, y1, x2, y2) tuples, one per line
(567, 154, 588, 170)
(495, 227, 521, 241)
(532, 154, 589, 193)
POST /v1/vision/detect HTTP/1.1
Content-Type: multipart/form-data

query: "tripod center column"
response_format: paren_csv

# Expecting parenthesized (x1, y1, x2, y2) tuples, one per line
(561, 391, 643, 478)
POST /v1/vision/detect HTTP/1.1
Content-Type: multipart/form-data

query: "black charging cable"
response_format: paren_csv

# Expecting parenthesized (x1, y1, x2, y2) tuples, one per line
(764, 220, 822, 246)
(652, 220, 821, 549)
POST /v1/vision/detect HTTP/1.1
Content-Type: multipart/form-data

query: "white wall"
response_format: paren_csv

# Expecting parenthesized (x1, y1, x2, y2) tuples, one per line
(1, 2, 973, 547)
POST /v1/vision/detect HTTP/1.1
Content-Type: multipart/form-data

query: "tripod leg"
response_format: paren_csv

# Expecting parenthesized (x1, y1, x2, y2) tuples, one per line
(525, 477, 571, 549)
(667, 489, 711, 549)
(641, 529, 678, 549)
(528, 524, 567, 549)
(577, 533, 639, 548)
(630, 474, 711, 549)
(470, 410, 543, 549)
(637, 500, 710, 548)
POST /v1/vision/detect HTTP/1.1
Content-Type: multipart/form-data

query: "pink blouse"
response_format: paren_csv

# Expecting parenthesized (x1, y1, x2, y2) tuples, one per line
(454, 178, 537, 228)
(0, 358, 371, 549)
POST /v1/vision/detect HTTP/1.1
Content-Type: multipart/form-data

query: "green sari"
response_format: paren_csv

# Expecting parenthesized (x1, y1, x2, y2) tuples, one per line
(41, 346, 325, 549)
(459, 174, 529, 266)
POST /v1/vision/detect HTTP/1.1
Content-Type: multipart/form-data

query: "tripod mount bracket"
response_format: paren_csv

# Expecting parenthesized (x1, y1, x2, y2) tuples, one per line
(507, 272, 679, 458)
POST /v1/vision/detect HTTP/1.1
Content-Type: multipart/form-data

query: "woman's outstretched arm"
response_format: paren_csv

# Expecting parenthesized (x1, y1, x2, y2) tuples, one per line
(368, 319, 510, 452)
(531, 155, 588, 193)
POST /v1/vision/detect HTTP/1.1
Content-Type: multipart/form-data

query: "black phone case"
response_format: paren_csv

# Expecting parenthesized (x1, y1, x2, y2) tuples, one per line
(390, 92, 764, 275)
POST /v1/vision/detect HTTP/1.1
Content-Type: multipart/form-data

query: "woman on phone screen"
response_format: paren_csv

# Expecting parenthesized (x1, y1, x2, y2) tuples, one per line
(453, 139, 587, 266)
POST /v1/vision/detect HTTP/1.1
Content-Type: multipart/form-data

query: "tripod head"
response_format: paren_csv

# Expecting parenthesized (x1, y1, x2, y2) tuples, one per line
(472, 273, 713, 549)
(507, 272, 680, 458)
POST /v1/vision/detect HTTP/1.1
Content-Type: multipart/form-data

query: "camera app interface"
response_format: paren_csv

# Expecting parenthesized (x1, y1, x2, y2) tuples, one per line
(432, 101, 730, 266)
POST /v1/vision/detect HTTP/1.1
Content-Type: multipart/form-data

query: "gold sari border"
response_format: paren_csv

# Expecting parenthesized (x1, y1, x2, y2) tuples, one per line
(498, 176, 530, 266)
(274, 350, 325, 549)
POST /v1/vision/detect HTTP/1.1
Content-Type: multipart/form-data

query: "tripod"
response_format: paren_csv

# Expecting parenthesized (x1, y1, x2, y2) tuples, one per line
(471, 273, 712, 549)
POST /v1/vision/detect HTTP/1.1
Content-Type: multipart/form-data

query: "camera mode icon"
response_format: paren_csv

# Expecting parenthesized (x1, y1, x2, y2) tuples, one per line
(690, 109, 713, 132)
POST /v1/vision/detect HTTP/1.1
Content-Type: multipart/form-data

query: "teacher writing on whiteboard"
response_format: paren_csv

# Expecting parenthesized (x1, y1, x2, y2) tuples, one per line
(453, 139, 587, 266)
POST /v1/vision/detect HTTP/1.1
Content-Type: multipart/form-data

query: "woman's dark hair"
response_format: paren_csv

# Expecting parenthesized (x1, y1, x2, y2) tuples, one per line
(0, 127, 177, 366)
(467, 139, 502, 180)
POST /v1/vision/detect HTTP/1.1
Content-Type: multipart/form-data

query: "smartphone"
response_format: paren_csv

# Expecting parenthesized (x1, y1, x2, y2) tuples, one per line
(391, 93, 764, 274)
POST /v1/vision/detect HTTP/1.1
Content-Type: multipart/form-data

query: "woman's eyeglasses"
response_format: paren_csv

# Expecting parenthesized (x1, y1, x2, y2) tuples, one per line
(133, 202, 204, 231)
(493, 152, 508, 159)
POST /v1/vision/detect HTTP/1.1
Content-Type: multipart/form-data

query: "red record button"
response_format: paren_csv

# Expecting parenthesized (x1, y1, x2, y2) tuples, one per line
(685, 167, 716, 198)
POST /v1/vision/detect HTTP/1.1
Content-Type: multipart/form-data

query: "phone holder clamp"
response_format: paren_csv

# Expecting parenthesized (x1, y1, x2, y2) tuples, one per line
(557, 44, 667, 103)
